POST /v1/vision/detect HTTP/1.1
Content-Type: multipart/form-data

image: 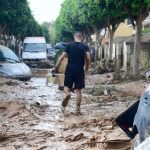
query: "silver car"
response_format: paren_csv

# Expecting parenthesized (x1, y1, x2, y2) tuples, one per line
(0, 45, 32, 81)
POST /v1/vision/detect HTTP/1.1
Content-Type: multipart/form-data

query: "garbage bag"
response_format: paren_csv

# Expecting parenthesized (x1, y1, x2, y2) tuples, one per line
(115, 100, 139, 139)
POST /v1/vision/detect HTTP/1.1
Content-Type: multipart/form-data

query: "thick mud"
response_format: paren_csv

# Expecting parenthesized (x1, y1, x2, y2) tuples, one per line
(0, 70, 147, 150)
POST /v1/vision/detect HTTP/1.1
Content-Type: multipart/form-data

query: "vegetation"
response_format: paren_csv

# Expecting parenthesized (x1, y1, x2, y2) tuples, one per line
(0, 0, 44, 48)
(48, 22, 56, 45)
(41, 22, 51, 43)
(55, 0, 150, 76)
(1, 0, 150, 76)
(143, 28, 150, 34)
(55, 0, 127, 57)
(117, 0, 150, 75)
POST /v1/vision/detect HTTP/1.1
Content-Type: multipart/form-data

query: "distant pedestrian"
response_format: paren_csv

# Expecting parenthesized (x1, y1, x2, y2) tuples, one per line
(52, 32, 91, 115)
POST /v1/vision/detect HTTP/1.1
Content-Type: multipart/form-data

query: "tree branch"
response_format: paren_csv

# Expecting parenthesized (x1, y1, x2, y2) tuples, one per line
(124, 5, 136, 28)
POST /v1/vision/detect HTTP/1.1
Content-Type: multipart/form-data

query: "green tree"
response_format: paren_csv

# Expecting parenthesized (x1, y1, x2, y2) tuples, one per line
(41, 22, 50, 43)
(0, 0, 43, 44)
(55, 0, 94, 43)
(99, 0, 127, 59)
(75, 0, 104, 57)
(55, 0, 75, 42)
(118, 0, 150, 75)
(49, 22, 56, 45)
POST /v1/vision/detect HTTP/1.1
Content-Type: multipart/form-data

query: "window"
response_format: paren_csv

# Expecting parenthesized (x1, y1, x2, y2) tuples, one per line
(0, 48, 20, 63)
(23, 43, 46, 52)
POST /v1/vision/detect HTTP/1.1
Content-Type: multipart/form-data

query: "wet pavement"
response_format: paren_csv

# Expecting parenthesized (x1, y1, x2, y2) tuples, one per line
(0, 70, 147, 149)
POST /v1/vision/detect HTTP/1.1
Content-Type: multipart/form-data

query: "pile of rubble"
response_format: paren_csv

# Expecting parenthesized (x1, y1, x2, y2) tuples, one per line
(89, 60, 115, 75)
(61, 117, 131, 149)
(86, 85, 116, 96)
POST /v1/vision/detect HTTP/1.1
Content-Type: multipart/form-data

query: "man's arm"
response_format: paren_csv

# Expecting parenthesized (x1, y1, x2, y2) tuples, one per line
(85, 51, 91, 72)
(55, 52, 68, 68)
(52, 52, 68, 71)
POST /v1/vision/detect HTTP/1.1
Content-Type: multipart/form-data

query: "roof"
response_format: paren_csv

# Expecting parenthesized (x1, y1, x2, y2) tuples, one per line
(125, 34, 135, 43)
(128, 15, 150, 26)
(113, 36, 128, 43)
(143, 15, 150, 25)
(23, 37, 46, 43)
(126, 33, 150, 44)
(142, 32, 150, 42)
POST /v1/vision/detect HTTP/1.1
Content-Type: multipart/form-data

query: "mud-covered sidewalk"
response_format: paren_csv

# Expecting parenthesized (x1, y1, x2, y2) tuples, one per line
(0, 71, 148, 150)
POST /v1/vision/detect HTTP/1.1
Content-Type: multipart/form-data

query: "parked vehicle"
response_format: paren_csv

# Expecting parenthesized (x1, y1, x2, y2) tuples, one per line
(46, 44, 56, 60)
(0, 45, 32, 81)
(22, 37, 47, 67)
(54, 42, 67, 53)
(54, 42, 67, 49)
(54, 42, 67, 65)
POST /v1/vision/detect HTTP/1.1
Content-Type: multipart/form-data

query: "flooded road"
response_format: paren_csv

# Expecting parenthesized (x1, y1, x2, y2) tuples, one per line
(0, 70, 147, 149)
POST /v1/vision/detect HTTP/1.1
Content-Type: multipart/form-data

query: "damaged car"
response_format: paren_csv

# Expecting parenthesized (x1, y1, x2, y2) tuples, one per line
(0, 45, 32, 81)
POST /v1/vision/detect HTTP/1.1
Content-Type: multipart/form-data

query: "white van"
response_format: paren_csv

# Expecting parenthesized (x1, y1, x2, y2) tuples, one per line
(22, 37, 47, 66)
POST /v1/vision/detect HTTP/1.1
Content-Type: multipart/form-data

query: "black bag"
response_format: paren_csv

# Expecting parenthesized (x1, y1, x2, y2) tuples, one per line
(115, 100, 140, 139)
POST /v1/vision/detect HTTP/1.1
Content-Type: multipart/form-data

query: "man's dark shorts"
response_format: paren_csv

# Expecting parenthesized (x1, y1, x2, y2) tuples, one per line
(64, 64, 85, 89)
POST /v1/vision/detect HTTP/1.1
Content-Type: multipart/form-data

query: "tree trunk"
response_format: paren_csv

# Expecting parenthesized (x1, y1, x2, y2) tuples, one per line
(84, 34, 92, 49)
(0, 25, 2, 40)
(88, 36, 92, 49)
(132, 20, 142, 76)
(108, 28, 115, 60)
(15, 37, 21, 56)
(93, 26, 101, 61)
(124, 6, 149, 76)
(0, 24, 6, 42)
(84, 26, 92, 49)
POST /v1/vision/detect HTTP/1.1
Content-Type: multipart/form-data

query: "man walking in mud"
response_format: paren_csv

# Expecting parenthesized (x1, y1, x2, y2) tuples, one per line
(52, 32, 91, 115)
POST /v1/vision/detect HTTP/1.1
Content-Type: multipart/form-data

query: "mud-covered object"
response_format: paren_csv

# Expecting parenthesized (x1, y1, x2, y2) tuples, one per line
(133, 85, 150, 142)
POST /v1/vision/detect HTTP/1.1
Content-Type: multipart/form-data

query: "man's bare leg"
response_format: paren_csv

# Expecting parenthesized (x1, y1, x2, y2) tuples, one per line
(62, 86, 71, 107)
(76, 89, 82, 115)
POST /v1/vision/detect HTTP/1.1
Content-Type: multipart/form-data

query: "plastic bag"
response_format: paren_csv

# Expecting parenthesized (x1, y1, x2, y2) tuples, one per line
(133, 85, 150, 142)
(134, 136, 150, 150)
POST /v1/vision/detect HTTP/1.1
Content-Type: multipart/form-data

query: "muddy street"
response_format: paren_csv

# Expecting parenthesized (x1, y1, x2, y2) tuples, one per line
(0, 69, 147, 150)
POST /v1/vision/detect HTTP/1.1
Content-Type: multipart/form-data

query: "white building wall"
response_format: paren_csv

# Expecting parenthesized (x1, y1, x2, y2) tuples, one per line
(123, 42, 128, 70)
(112, 43, 116, 59)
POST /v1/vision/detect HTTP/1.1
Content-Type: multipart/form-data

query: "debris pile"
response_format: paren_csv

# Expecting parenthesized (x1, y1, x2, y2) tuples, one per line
(86, 85, 117, 96)
(62, 118, 131, 149)
(89, 59, 115, 75)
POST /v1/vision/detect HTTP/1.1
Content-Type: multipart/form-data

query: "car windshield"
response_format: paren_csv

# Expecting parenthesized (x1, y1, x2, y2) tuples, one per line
(23, 43, 46, 52)
(0, 48, 20, 63)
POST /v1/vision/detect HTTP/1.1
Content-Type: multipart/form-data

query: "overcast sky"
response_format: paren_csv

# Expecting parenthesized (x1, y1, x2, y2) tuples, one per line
(28, 0, 64, 24)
